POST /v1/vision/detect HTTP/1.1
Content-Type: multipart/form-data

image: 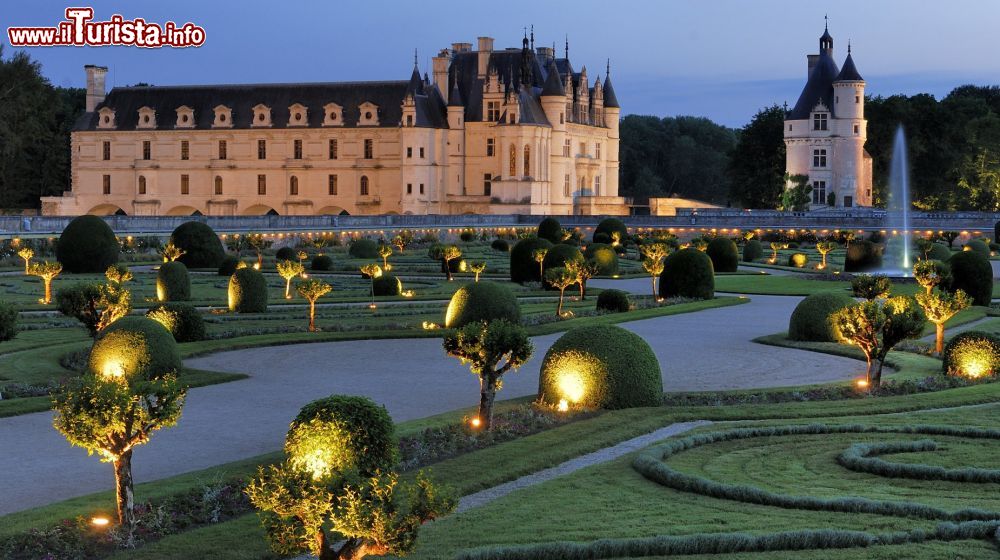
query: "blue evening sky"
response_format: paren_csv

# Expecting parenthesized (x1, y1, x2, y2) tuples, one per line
(5, 0, 999, 127)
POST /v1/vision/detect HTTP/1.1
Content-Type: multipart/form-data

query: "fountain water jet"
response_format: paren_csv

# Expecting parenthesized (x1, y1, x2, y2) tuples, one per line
(881, 125, 911, 275)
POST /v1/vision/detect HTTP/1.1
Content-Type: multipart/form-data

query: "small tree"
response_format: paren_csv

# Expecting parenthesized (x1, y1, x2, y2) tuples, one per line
(851, 273, 892, 300)
(780, 173, 812, 211)
(692, 238, 709, 252)
(225, 234, 248, 257)
(831, 296, 926, 387)
(98, 265, 134, 331)
(28, 260, 62, 304)
(17, 247, 33, 274)
(815, 240, 838, 269)
(640, 242, 671, 298)
(297, 278, 332, 332)
(915, 238, 934, 260)
(443, 320, 532, 430)
(378, 244, 393, 271)
(532, 247, 549, 280)
(768, 242, 788, 263)
(940, 231, 960, 249)
(360, 264, 382, 308)
(544, 267, 577, 316)
(916, 288, 971, 354)
(469, 261, 487, 282)
(567, 259, 598, 300)
(297, 250, 309, 266)
(913, 260, 951, 295)
(247, 233, 272, 269)
(56, 283, 104, 336)
(277, 259, 306, 299)
(433, 245, 462, 281)
(160, 242, 185, 263)
(391, 230, 413, 254)
(309, 235, 330, 253)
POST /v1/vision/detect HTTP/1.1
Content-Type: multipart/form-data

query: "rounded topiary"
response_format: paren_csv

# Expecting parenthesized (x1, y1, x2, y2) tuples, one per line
(995, 221, 1000, 244)
(964, 239, 991, 260)
(146, 303, 206, 343)
(584, 243, 619, 275)
(89, 316, 181, 379)
(156, 261, 191, 302)
(491, 239, 510, 252)
(459, 230, 476, 242)
(348, 238, 379, 259)
(659, 248, 715, 300)
(311, 255, 334, 271)
(538, 325, 662, 409)
(942, 330, 1000, 378)
(444, 281, 521, 328)
(228, 268, 268, 313)
(218, 255, 240, 276)
(788, 292, 856, 342)
(593, 218, 627, 244)
(0, 300, 18, 342)
(788, 252, 809, 268)
(170, 222, 224, 269)
(743, 239, 763, 262)
(593, 232, 612, 245)
(948, 250, 993, 306)
(927, 243, 952, 262)
(542, 244, 584, 270)
(372, 274, 402, 296)
(705, 238, 739, 273)
(56, 215, 119, 273)
(275, 247, 297, 261)
(596, 289, 630, 313)
(510, 237, 554, 283)
(844, 240, 883, 272)
(537, 217, 563, 243)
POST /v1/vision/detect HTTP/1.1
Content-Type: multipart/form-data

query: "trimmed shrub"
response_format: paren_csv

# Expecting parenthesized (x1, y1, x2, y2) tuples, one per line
(275, 247, 297, 261)
(156, 261, 191, 302)
(927, 243, 952, 262)
(705, 238, 739, 273)
(964, 239, 991, 259)
(348, 238, 379, 259)
(228, 268, 268, 313)
(991, 242, 1000, 254)
(583, 243, 619, 275)
(542, 244, 584, 270)
(509, 237, 554, 283)
(372, 274, 402, 296)
(788, 292, 856, 342)
(170, 221, 224, 269)
(942, 330, 1000, 378)
(536, 217, 563, 243)
(844, 240, 883, 272)
(596, 289, 630, 313)
(444, 281, 521, 328)
(146, 303, 206, 343)
(0, 300, 17, 341)
(593, 232, 612, 245)
(788, 252, 809, 268)
(948, 250, 993, 306)
(538, 325, 662, 409)
(459, 230, 475, 242)
(659, 248, 714, 300)
(743, 239, 763, 262)
(217, 255, 240, 276)
(286, 395, 397, 477)
(490, 239, 509, 252)
(311, 254, 334, 271)
(995, 221, 1000, 244)
(89, 316, 181, 378)
(593, 218, 627, 243)
(56, 215, 119, 273)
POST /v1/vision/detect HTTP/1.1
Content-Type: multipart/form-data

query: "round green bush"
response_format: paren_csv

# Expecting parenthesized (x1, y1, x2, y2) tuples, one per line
(156, 261, 191, 302)
(995, 221, 1000, 244)
(927, 243, 952, 262)
(218, 255, 240, 276)
(0, 300, 18, 342)
(596, 289, 630, 313)
(170, 222, 224, 269)
(146, 303, 206, 343)
(311, 255, 334, 271)
(491, 239, 510, 252)
(537, 217, 563, 243)
(964, 239, 991, 259)
(705, 238, 739, 273)
(538, 325, 662, 409)
(542, 243, 584, 270)
(349, 238, 379, 259)
(228, 268, 268, 313)
(593, 232, 612, 245)
(275, 247, 297, 261)
(458, 230, 474, 242)
(583, 243, 619, 275)
(444, 281, 521, 328)
(372, 274, 402, 296)
(593, 218, 627, 244)
(56, 215, 120, 273)
(844, 240, 883, 272)
(942, 330, 1000, 378)
(89, 316, 181, 379)
(510, 237, 554, 283)
(788, 252, 809, 268)
(788, 292, 856, 342)
(743, 239, 763, 262)
(659, 248, 714, 300)
(947, 250, 993, 306)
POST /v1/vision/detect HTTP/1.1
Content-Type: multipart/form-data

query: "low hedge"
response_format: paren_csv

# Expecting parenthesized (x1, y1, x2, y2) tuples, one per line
(372, 274, 402, 296)
(444, 281, 521, 328)
(659, 248, 714, 300)
(56, 215, 119, 273)
(510, 237, 554, 283)
(348, 238, 379, 259)
(146, 303, 206, 343)
(706, 238, 739, 273)
(217, 255, 240, 276)
(311, 255, 334, 271)
(837, 440, 1000, 483)
(170, 221, 224, 269)
(844, 240, 883, 272)
(743, 239, 763, 262)
(228, 268, 268, 313)
(0, 301, 17, 341)
(156, 261, 191, 302)
(89, 316, 182, 378)
(595, 289, 630, 313)
(583, 243, 619, 275)
(788, 292, 856, 342)
(942, 330, 1000, 378)
(947, 251, 993, 306)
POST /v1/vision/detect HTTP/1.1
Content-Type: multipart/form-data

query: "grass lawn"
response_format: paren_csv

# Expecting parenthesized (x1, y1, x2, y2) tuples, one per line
(716, 272, 1000, 298)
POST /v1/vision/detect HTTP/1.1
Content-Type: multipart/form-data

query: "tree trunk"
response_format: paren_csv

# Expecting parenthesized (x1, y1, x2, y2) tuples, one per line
(445, 260, 453, 281)
(871, 358, 884, 388)
(479, 379, 497, 430)
(256, 253, 263, 269)
(651, 276, 657, 299)
(331, 538, 389, 560)
(935, 323, 945, 355)
(44, 278, 52, 304)
(308, 301, 316, 332)
(113, 449, 135, 529)
(285, 279, 292, 299)
(556, 289, 564, 316)
(579, 280, 586, 300)
(23, 260, 28, 274)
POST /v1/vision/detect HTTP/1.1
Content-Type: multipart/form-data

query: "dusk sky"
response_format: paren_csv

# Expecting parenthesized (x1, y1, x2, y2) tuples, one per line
(6, 0, 1000, 127)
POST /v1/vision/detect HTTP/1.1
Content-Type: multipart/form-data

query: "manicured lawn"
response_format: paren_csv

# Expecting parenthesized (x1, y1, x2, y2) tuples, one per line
(717, 273, 1000, 298)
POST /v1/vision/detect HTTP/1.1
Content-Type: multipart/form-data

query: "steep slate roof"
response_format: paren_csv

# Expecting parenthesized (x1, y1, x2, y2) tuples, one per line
(541, 60, 566, 96)
(603, 75, 619, 108)
(788, 50, 840, 120)
(835, 50, 863, 82)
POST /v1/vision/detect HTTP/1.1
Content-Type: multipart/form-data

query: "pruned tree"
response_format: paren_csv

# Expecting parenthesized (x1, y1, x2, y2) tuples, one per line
(225, 234, 249, 257)
(277, 259, 306, 299)
(297, 250, 309, 265)
(532, 248, 548, 280)
(915, 288, 971, 354)
(297, 278, 332, 332)
(378, 244, 393, 271)
(17, 247, 33, 274)
(428, 244, 461, 281)
(566, 259, 599, 300)
(544, 267, 577, 316)
(913, 259, 951, 295)
(768, 241, 787, 263)
(915, 237, 934, 260)
(640, 242, 671, 298)
(247, 233, 272, 269)
(939, 231, 960, 249)
(851, 273, 892, 300)
(28, 260, 62, 304)
(97, 265, 133, 331)
(468, 261, 487, 282)
(160, 242, 185, 263)
(391, 230, 413, 254)
(360, 263, 382, 308)
(815, 240, 838, 269)
(831, 296, 926, 387)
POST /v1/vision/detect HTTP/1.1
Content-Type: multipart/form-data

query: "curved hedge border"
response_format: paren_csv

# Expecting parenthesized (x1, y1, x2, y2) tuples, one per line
(837, 439, 1000, 483)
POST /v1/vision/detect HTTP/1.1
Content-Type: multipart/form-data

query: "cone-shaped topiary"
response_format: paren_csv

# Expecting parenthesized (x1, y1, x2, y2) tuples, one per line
(942, 330, 1000, 378)
(510, 237, 553, 283)
(228, 268, 268, 313)
(844, 240, 883, 272)
(311, 254, 334, 271)
(706, 238, 739, 272)
(788, 292, 856, 342)
(56, 215, 119, 273)
(536, 217, 563, 243)
(743, 239, 763, 262)
(89, 316, 181, 379)
(348, 238, 379, 259)
(593, 218, 627, 243)
(659, 248, 715, 299)
(444, 281, 521, 328)
(372, 274, 402, 296)
(948, 250, 993, 306)
(538, 325, 662, 409)
(170, 222, 224, 269)
(596, 289, 630, 313)
(217, 255, 240, 276)
(146, 303, 206, 343)
(964, 239, 991, 259)
(156, 261, 191, 302)
(584, 243, 619, 275)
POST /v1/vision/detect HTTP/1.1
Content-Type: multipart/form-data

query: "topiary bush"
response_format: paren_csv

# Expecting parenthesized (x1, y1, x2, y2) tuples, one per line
(948, 250, 993, 306)
(228, 268, 268, 313)
(538, 325, 662, 409)
(788, 252, 809, 268)
(170, 221, 224, 269)
(444, 281, 521, 328)
(372, 274, 402, 296)
(596, 289, 630, 313)
(942, 330, 1000, 378)
(311, 255, 334, 271)
(218, 255, 240, 276)
(705, 238, 739, 273)
(459, 230, 476, 242)
(927, 243, 952, 262)
(491, 239, 509, 252)
(743, 239, 763, 262)
(275, 247, 297, 261)
(89, 316, 181, 378)
(583, 243, 619, 275)
(156, 261, 191, 302)
(348, 238, 379, 259)
(536, 217, 563, 243)
(542, 244, 584, 271)
(0, 300, 18, 342)
(593, 232, 612, 245)
(995, 221, 1000, 244)
(659, 248, 714, 300)
(788, 292, 856, 342)
(146, 303, 206, 343)
(964, 239, 991, 259)
(844, 240, 883, 272)
(56, 215, 119, 273)
(509, 237, 554, 283)
(593, 218, 627, 244)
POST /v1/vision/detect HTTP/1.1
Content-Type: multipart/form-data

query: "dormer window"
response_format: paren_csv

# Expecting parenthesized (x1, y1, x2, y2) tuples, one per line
(358, 102, 379, 126)
(812, 112, 828, 131)
(288, 103, 308, 127)
(136, 106, 156, 129)
(212, 105, 232, 128)
(175, 106, 194, 128)
(322, 103, 343, 126)
(252, 104, 272, 127)
(97, 107, 116, 129)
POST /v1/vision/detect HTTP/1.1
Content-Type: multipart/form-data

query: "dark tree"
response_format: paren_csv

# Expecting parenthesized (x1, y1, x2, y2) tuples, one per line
(727, 105, 786, 208)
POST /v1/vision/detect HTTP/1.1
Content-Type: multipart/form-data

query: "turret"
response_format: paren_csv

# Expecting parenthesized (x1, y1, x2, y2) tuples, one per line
(833, 43, 865, 121)
(447, 82, 464, 129)
(540, 61, 566, 128)
(85, 64, 108, 112)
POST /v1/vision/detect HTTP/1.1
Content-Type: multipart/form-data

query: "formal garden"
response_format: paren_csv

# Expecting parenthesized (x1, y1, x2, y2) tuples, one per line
(1, 215, 999, 559)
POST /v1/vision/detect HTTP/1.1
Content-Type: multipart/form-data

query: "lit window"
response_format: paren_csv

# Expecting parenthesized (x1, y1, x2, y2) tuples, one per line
(142, 141, 151, 160)
(360, 175, 369, 195)
(293, 139, 302, 160)
(329, 139, 338, 159)
(180, 174, 189, 195)
(328, 174, 338, 195)
(102, 141, 110, 160)
(523, 145, 531, 176)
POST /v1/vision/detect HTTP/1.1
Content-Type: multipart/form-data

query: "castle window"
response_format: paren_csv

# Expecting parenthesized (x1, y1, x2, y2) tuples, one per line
(181, 174, 190, 195)
(215, 176, 223, 195)
(560, 113, 564, 124)
(419, 147, 425, 158)
(358, 103, 380, 126)
(812, 148, 827, 168)
(812, 112, 828, 131)
(854, 124, 860, 135)
(102, 141, 110, 161)
(290, 176, 298, 195)
(595, 143, 601, 159)
(486, 101, 500, 121)
(364, 139, 374, 159)
(856, 95, 860, 104)
(484, 173, 492, 196)
(563, 138, 571, 157)
(98, 107, 116, 129)
(138, 176, 146, 195)
(252, 104, 272, 127)
(594, 175, 601, 196)
(406, 115, 413, 126)
(175, 106, 194, 128)
(257, 174, 267, 195)
(579, 142, 587, 156)
(258, 140, 266, 160)
(486, 138, 495, 156)
(212, 105, 232, 128)
(293, 139, 303, 160)
(328, 174, 338, 195)
(329, 139, 338, 159)
(142, 140, 151, 160)
(564, 174, 571, 196)
(218, 140, 227, 160)
(180, 141, 189, 160)
(523, 145, 531, 177)
(419, 183, 424, 194)
(509, 144, 516, 176)
(407, 183, 412, 194)
(103, 175, 110, 195)
(407, 147, 412, 159)
(360, 175, 369, 195)
(509, 113, 515, 124)
(323, 103, 343, 126)
(812, 180, 827, 205)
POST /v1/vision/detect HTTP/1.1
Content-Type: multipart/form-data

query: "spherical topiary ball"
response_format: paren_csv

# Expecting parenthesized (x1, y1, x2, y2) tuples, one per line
(584, 243, 619, 275)
(537, 217, 563, 243)
(593, 218, 628, 244)
(596, 289, 631, 313)
(706, 238, 739, 273)
(228, 268, 268, 313)
(788, 292, 856, 342)
(311, 255, 334, 271)
(218, 255, 240, 276)
(89, 316, 181, 380)
(539, 325, 662, 409)
(157, 261, 191, 302)
(788, 252, 809, 268)
(743, 239, 763, 262)
(542, 244, 584, 270)
(56, 215, 120, 273)
(444, 281, 521, 328)
(964, 239, 991, 260)
(275, 247, 297, 261)
(146, 302, 206, 343)
(948, 250, 993, 306)
(510, 237, 554, 283)
(659, 248, 715, 300)
(170, 222, 224, 269)
(349, 238, 379, 259)
(942, 330, 1000, 378)
(844, 240, 883, 272)
(927, 243, 952, 262)
(372, 274, 402, 296)
(491, 239, 510, 252)
(593, 232, 612, 245)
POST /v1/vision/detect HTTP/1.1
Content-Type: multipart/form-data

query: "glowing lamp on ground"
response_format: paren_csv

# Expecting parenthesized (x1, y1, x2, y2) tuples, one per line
(855, 379, 869, 389)
(368, 303, 377, 310)
(100, 360, 126, 381)
(401, 290, 415, 298)
(557, 399, 569, 412)
(959, 355, 990, 378)
(556, 371, 586, 404)
(253, 263, 261, 270)
(91, 516, 110, 527)
(470, 417, 482, 429)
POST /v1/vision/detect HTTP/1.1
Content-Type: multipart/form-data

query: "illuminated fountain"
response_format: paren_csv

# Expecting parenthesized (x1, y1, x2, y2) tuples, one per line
(881, 126, 911, 276)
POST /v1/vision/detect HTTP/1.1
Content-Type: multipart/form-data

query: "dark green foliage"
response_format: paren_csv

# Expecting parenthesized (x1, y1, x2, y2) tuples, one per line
(593, 218, 627, 243)
(287, 395, 397, 476)
(727, 105, 786, 208)
(56, 215, 119, 273)
(372, 274, 402, 296)
(705, 237, 738, 272)
(55, 283, 102, 336)
(146, 303, 206, 343)
(0, 300, 17, 341)
(275, 247, 296, 261)
(844, 240, 883, 272)
(659, 248, 714, 299)
(942, 330, 1000, 377)
(217, 255, 240, 276)
(583, 243, 619, 275)
(228, 268, 268, 313)
(838, 440, 1000, 483)
(927, 243, 953, 261)
(595, 289, 630, 313)
(156, 261, 190, 302)
(444, 281, 521, 328)
(851, 274, 892, 300)
(490, 239, 509, 252)
(964, 239, 991, 259)
(348, 238, 379, 259)
(536, 217, 563, 243)
(542, 244, 584, 270)
(459, 230, 476, 242)
(311, 255, 333, 271)
(539, 325, 662, 409)
(947, 250, 993, 306)
(743, 239, 763, 262)
(788, 292, 856, 342)
(89, 316, 182, 378)
(509, 237, 554, 283)
(170, 222, 224, 269)
(593, 232, 612, 245)
(995, 221, 1000, 243)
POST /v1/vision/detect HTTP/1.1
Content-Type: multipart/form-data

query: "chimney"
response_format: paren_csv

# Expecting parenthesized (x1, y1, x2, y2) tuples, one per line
(85, 64, 108, 112)
(477, 36, 493, 78)
(451, 42, 472, 53)
(806, 54, 818, 78)
(432, 49, 450, 97)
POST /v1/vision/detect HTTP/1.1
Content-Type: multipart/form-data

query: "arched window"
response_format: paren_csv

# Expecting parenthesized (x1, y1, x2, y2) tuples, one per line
(509, 144, 516, 176)
(360, 175, 369, 196)
(138, 176, 146, 195)
(290, 176, 299, 196)
(523, 145, 531, 177)
(214, 176, 223, 195)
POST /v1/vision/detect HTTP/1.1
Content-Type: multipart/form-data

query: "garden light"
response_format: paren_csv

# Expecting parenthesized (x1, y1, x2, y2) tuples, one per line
(855, 379, 869, 389)
(91, 516, 110, 528)
(557, 399, 569, 412)
(470, 417, 482, 429)
(557, 371, 586, 404)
